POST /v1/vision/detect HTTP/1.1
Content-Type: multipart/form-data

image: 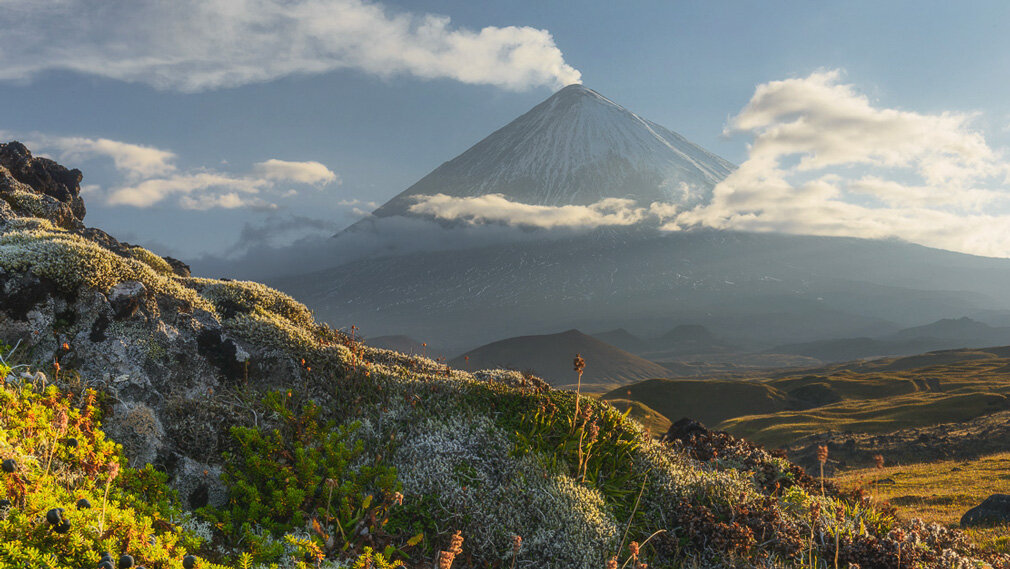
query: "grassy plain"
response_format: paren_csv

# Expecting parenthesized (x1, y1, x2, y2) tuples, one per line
(834, 452, 1010, 555)
(605, 347, 1010, 449)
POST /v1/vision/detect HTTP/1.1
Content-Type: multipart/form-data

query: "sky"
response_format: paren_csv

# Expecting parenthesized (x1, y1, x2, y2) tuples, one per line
(3, 0, 1010, 260)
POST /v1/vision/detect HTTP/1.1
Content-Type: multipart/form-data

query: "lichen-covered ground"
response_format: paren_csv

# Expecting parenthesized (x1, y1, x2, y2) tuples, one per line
(1, 142, 1006, 567)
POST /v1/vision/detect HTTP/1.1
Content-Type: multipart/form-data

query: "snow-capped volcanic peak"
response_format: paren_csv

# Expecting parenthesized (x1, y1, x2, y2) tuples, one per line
(370, 84, 735, 218)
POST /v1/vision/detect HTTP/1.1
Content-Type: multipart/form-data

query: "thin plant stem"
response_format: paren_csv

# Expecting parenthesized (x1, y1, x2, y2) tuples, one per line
(618, 529, 666, 569)
(617, 473, 649, 560)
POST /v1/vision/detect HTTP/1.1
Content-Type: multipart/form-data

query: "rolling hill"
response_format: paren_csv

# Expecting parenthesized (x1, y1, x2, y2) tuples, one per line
(608, 346, 1010, 449)
(449, 328, 670, 390)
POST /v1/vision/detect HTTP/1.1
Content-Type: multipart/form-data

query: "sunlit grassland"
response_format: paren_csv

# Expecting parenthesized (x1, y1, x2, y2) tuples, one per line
(834, 452, 1010, 555)
(608, 349, 1010, 449)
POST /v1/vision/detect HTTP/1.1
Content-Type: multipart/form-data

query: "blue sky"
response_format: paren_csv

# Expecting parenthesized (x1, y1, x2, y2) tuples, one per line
(3, 0, 1010, 259)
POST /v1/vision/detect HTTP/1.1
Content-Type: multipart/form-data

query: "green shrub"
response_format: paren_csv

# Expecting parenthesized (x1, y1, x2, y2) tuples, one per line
(0, 378, 219, 568)
(200, 392, 404, 564)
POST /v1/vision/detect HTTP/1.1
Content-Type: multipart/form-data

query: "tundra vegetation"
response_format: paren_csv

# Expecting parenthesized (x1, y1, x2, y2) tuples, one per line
(0, 142, 1006, 567)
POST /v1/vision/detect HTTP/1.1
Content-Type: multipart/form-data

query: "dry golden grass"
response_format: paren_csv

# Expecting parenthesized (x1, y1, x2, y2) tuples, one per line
(834, 452, 1010, 554)
(612, 348, 1010, 449)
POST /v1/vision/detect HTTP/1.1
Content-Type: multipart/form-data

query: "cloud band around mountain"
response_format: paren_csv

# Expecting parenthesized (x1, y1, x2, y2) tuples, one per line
(410, 71, 1010, 258)
(0, 0, 581, 92)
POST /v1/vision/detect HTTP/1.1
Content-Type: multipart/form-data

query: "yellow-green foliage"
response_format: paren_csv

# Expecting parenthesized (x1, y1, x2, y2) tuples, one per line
(835, 452, 1010, 555)
(0, 379, 215, 568)
(126, 247, 175, 276)
(0, 188, 52, 220)
(186, 279, 315, 329)
(0, 219, 211, 311)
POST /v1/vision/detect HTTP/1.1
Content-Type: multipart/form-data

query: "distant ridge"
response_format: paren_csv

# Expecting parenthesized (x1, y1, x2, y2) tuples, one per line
(450, 329, 670, 391)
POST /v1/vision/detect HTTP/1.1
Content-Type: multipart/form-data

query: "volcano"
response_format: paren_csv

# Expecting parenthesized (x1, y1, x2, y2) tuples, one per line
(274, 86, 1010, 356)
(354, 84, 734, 224)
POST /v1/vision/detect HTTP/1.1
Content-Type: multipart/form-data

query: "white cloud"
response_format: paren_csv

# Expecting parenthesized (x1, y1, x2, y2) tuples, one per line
(44, 136, 178, 180)
(15, 132, 340, 210)
(107, 172, 268, 208)
(179, 192, 275, 211)
(409, 193, 648, 229)
(252, 159, 338, 185)
(672, 70, 1010, 258)
(0, 0, 581, 92)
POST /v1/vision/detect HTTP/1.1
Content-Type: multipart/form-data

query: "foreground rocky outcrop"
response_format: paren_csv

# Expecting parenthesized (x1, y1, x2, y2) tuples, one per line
(2, 141, 1005, 568)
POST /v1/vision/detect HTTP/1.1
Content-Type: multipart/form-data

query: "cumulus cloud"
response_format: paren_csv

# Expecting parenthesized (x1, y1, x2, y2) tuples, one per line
(107, 173, 268, 208)
(409, 193, 649, 228)
(252, 159, 339, 185)
(0, 0, 581, 92)
(671, 70, 1010, 258)
(42, 136, 178, 180)
(18, 133, 339, 210)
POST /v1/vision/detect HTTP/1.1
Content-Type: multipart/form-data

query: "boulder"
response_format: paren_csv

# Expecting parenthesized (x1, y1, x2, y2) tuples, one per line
(960, 494, 1010, 527)
(660, 417, 709, 443)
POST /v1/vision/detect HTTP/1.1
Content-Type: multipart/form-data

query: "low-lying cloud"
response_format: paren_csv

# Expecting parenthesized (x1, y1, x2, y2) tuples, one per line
(0, 0, 581, 92)
(16, 133, 339, 210)
(403, 70, 1010, 259)
(409, 194, 651, 228)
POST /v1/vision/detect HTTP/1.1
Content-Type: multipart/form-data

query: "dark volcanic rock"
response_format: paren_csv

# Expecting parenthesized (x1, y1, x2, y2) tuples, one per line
(107, 281, 147, 320)
(961, 494, 1010, 527)
(660, 417, 709, 443)
(0, 141, 84, 225)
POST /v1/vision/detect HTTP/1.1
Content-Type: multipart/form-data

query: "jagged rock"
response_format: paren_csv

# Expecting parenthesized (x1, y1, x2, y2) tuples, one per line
(164, 256, 191, 277)
(0, 141, 84, 227)
(961, 494, 1010, 527)
(108, 281, 147, 320)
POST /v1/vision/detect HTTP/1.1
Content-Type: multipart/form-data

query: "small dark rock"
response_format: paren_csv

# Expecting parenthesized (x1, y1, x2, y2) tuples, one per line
(2, 459, 16, 473)
(89, 315, 110, 342)
(187, 483, 209, 510)
(119, 554, 135, 569)
(183, 555, 196, 569)
(53, 520, 70, 533)
(660, 417, 709, 443)
(99, 562, 114, 569)
(76, 498, 92, 509)
(66, 437, 78, 448)
(108, 281, 147, 320)
(961, 493, 1010, 527)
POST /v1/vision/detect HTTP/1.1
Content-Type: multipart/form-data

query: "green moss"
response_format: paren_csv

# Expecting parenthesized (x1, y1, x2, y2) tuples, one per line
(0, 188, 51, 219)
(187, 278, 315, 329)
(0, 220, 211, 311)
(127, 246, 175, 276)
